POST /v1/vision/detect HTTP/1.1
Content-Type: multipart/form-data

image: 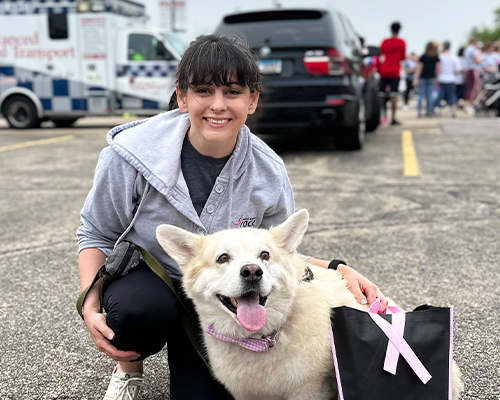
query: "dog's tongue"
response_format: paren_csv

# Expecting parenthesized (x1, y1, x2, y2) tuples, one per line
(236, 292, 267, 331)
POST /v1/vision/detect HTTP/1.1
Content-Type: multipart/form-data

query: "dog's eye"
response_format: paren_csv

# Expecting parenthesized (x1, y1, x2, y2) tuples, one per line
(217, 253, 230, 264)
(260, 251, 270, 261)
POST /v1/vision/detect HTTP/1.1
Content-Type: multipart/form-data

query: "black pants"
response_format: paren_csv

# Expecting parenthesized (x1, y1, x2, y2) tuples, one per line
(404, 78, 413, 105)
(102, 262, 234, 400)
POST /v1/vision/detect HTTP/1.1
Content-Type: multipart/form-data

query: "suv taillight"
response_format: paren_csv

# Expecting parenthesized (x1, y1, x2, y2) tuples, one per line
(303, 48, 351, 75)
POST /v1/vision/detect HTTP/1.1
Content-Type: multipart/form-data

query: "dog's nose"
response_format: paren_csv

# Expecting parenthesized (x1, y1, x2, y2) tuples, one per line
(240, 264, 263, 282)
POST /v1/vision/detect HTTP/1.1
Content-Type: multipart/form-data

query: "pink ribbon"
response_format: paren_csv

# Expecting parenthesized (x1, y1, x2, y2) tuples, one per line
(368, 299, 432, 384)
(369, 300, 405, 375)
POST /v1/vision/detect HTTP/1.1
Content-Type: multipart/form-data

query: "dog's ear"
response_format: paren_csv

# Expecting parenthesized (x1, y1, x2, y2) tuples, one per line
(271, 209, 309, 253)
(156, 224, 200, 269)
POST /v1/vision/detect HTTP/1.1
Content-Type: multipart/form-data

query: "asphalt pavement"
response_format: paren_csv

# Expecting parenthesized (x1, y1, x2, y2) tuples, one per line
(0, 109, 499, 399)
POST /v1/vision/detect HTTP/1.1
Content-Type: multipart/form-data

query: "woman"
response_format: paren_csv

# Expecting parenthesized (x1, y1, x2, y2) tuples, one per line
(403, 52, 418, 109)
(77, 34, 387, 400)
(414, 41, 441, 117)
(437, 41, 460, 117)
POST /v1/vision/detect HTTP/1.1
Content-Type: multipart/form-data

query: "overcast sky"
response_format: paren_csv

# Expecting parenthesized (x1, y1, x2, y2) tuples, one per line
(146, 0, 499, 54)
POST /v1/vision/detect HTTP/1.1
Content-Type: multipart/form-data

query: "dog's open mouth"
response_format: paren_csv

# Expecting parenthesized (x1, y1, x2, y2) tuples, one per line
(216, 292, 268, 332)
(217, 293, 268, 313)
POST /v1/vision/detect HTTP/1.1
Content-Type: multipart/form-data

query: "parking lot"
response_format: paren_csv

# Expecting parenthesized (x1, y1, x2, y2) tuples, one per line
(0, 110, 499, 399)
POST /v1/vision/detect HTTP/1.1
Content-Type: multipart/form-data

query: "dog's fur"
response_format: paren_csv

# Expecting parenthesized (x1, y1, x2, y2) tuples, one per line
(157, 209, 463, 400)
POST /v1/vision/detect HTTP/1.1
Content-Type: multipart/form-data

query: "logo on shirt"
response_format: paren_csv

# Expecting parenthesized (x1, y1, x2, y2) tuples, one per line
(232, 215, 256, 228)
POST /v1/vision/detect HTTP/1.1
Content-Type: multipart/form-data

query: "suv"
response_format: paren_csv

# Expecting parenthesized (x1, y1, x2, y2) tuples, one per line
(215, 9, 380, 150)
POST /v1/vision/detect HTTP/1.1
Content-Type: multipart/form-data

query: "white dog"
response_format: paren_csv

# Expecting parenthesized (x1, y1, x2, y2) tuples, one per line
(157, 209, 463, 400)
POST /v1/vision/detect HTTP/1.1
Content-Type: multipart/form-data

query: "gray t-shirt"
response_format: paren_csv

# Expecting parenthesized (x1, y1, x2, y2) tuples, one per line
(463, 45, 481, 70)
(181, 135, 230, 216)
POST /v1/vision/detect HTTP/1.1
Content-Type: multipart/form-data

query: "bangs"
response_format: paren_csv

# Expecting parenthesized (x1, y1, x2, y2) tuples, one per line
(177, 35, 262, 93)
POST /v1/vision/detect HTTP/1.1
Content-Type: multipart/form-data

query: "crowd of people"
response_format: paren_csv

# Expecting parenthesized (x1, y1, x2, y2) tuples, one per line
(375, 22, 500, 122)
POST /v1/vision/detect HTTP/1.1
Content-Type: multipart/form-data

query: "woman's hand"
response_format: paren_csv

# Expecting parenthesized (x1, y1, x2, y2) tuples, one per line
(306, 257, 388, 311)
(336, 264, 388, 312)
(83, 310, 141, 362)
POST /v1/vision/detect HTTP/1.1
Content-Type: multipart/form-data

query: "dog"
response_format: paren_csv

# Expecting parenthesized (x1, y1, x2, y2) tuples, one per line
(157, 209, 463, 400)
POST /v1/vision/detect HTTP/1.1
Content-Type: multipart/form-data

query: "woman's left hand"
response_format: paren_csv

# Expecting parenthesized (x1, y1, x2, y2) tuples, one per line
(306, 258, 388, 312)
(337, 264, 388, 312)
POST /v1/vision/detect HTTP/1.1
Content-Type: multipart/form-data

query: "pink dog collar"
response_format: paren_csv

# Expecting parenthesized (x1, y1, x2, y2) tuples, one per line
(206, 324, 279, 352)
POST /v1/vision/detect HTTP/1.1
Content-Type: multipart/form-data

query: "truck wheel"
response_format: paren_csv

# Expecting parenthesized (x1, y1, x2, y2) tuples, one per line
(336, 124, 364, 151)
(52, 118, 79, 128)
(3, 95, 41, 129)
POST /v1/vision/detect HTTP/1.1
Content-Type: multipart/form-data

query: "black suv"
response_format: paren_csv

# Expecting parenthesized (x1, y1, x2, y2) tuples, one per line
(215, 9, 380, 150)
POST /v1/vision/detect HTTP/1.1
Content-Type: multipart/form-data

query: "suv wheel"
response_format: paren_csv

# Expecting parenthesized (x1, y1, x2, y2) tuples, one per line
(3, 95, 41, 129)
(336, 124, 364, 150)
(365, 86, 380, 132)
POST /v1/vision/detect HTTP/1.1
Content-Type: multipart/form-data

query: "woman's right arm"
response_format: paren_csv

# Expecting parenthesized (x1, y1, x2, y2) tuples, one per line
(435, 61, 441, 80)
(79, 247, 141, 362)
(413, 61, 423, 86)
(79, 248, 106, 316)
(77, 147, 142, 361)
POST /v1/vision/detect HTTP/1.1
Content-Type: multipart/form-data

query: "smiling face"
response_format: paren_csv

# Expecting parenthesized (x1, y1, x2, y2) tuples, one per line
(176, 83, 259, 158)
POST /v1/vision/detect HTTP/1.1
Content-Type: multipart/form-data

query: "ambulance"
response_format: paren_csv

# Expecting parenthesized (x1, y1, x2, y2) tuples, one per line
(0, 0, 182, 128)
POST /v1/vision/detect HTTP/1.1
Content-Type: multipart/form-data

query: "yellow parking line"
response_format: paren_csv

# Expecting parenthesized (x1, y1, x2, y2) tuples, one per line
(0, 134, 75, 153)
(402, 130, 420, 177)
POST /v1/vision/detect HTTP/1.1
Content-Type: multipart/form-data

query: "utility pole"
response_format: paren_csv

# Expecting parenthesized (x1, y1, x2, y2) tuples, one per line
(170, 1, 175, 31)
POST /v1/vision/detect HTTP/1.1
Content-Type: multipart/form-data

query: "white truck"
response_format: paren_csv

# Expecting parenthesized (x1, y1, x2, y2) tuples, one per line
(0, 0, 182, 128)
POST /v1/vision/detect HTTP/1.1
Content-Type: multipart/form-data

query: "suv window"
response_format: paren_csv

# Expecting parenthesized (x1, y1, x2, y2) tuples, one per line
(224, 10, 323, 23)
(341, 15, 361, 50)
(217, 10, 335, 48)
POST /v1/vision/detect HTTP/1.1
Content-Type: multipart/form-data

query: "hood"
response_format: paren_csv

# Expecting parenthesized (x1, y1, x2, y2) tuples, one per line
(107, 109, 254, 198)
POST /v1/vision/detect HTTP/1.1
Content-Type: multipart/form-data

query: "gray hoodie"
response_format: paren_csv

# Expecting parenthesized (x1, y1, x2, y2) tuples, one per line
(77, 110, 295, 280)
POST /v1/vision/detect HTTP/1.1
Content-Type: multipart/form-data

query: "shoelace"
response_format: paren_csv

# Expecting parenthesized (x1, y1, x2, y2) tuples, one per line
(115, 377, 143, 400)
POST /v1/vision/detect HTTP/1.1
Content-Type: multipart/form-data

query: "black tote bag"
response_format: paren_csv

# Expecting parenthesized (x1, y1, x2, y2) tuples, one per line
(330, 302, 454, 400)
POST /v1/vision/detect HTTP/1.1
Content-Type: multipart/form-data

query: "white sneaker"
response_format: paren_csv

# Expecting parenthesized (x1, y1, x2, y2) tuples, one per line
(103, 366, 143, 400)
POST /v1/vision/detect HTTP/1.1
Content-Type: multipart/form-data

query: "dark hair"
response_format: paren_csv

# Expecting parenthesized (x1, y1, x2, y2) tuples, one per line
(391, 22, 401, 34)
(176, 34, 262, 94)
(443, 41, 451, 51)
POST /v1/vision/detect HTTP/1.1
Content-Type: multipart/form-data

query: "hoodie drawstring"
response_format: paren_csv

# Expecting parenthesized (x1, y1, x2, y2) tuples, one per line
(114, 181, 151, 248)
(227, 155, 235, 229)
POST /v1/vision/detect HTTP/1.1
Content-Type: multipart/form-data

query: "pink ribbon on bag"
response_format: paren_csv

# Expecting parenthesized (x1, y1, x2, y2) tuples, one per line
(368, 299, 432, 384)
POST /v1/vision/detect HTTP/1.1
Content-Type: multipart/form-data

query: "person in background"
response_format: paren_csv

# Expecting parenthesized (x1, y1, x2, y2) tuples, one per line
(493, 41, 500, 65)
(403, 52, 418, 109)
(436, 41, 461, 117)
(463, 37, 482, 113)
(481, 42, 500, 84)
(455, 47, 467, 109)
(377, 21, 406, 125)
(413, 41, 441, 118)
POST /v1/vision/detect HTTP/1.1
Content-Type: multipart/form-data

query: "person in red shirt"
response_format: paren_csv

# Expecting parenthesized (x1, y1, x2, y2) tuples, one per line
(378, 22, 406, 125)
